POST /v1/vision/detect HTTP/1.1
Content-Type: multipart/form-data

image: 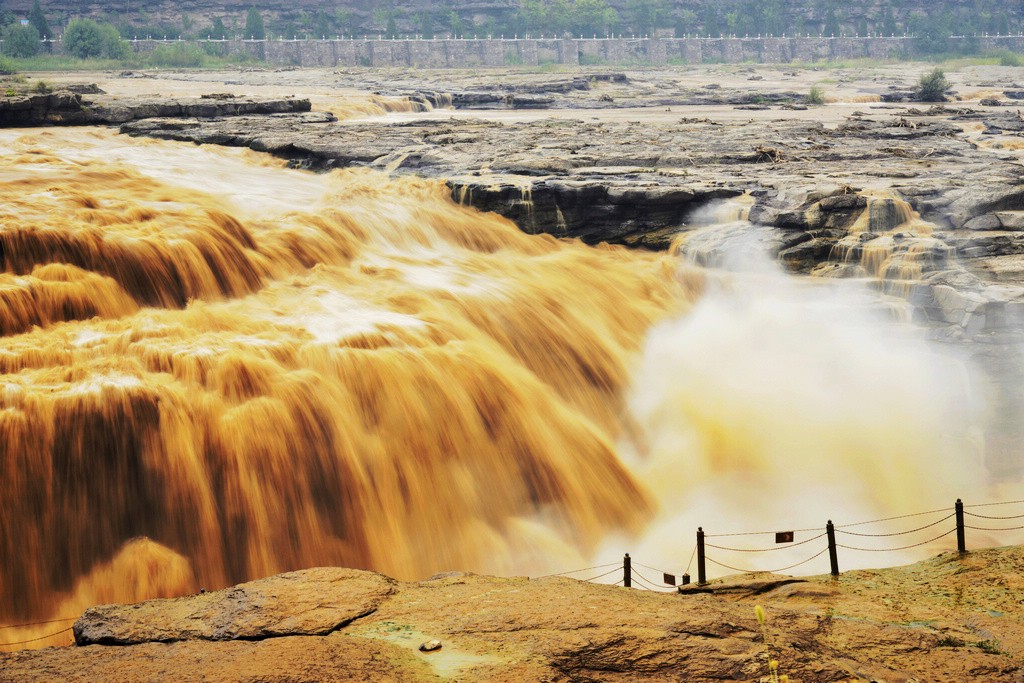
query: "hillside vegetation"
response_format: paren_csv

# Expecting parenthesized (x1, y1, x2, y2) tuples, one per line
(0, 0, 1020, 48)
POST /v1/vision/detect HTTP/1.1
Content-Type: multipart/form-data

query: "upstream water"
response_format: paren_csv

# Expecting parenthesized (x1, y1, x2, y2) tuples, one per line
(0, 128, 1013, 648)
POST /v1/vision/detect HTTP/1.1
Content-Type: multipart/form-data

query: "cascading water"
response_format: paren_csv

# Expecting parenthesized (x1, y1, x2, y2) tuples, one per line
(0, 129, 679, 647)
(0, 129, 1014, 650)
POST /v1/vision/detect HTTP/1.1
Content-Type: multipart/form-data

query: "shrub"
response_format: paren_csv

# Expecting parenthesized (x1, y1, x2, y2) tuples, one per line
(0, 55, 15, 75)
(63, 19, 104, 57)
(916, 68, 950, 102)
(244, 8, 265, 39)
(807, 84, 826, 105)
(147, 42, 205, 67)
(995, 50, 1024, 67)
(1, 24, 41, 57)
(64, 19, 130, 59)
(99, 22, 131, 59)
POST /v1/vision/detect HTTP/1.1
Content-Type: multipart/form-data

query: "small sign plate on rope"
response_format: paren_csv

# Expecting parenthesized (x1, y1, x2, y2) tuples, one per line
(663, 573, 676, 586)
(775, 531, 794, 543)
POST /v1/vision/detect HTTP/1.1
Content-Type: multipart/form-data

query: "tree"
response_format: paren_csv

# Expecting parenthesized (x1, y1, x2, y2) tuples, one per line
(1, 23, 40, 57)
(568, 0, 617, 36)
(823, 7, 841, 36)
(28, 0, 50, 39)
(99, 21, 130, 58)
(879, 5, 898, 36)
(448, 10, 464, 36)
(308, 11, 330, 39)
(673, 9, 697, 37)
(63, 18, 104, 57)
(208, 17, 227, 39)
(244, 8, 265, 39)
(416, 11, 434, 38)
(626, 0, 669, 36)
(908, 11, 952, 55)
(916, 68, 950, 102)
(63, 18, 129, 59)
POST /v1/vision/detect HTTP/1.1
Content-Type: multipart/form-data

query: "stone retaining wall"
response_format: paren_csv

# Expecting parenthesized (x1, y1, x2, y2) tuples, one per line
(19, 35, 1024, 67)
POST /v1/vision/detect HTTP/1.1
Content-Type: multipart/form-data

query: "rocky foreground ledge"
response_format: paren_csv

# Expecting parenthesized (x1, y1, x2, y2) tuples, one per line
(3, 547, 1023, 682)
(0, 90, 312, 127)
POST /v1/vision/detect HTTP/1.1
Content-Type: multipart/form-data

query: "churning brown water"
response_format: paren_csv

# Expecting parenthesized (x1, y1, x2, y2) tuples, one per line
(0, 129, 684, 645)
(0, 129, 1009, 650)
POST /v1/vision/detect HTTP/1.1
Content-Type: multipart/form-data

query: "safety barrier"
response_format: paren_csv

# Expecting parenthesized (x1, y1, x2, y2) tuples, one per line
(4, 498, 1023, 649)
(693, 497, 1024, 584)
(528, 497, 1024, 594)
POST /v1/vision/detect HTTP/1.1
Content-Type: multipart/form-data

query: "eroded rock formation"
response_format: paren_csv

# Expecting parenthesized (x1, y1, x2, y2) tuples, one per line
(4, 548, 1024, 681)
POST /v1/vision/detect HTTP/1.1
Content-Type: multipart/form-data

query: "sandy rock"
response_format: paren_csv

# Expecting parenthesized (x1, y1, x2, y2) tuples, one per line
(73, 567, 395, 645)
(7, 548, 1024, 682)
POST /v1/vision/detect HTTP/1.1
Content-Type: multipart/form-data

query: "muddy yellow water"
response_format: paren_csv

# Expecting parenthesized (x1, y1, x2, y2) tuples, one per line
(0, 127, 1007, 652)
(0, 128, 682, 647)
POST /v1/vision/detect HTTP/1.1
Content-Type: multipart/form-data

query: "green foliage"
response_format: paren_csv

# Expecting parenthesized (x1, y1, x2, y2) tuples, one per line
(2, 24, 40, 57)
(62, 19, 102, 58)
(448, 10, 464, 36)
(307, 11, 331, 39)
(936, 636, 966, 647)
(975, 639, 1005, 655)
(674, 9, 697, 36)
(823, 7, 841, 36)
(99, 22, 131, 59)
(116, 20, 181, 40)
(244, 7, 265, 39)
(909, 11, 953, 55)
(147, 42, 205, 67)
(28, 0, 50, 39)
(916, 68, 950, 102)
(992, 49, 1024, 66)
(63, 19, 129, 59)
(0, 54, 15, 74)
(205, 17, 227, 40)
(807, 84, 826, 104)
(518, 0, 618, 37)
(625, 0, 668, 35)
(416, 11, 434, 38)
(880, 5, 898, 36)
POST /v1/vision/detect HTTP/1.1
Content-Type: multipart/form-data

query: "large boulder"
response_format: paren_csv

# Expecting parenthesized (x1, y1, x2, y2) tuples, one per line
(73, 567, 395, 645)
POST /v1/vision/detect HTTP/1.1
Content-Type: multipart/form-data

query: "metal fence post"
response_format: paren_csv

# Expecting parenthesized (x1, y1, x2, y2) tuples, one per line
(956, 498, 966, 554)
(697, 527, 706, 585)
(826, 520, 839, 576)
(623, 553, 631, 588)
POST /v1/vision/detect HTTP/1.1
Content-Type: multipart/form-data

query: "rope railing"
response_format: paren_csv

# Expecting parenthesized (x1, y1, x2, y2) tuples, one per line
(965, 523, 1024, 532)
(691, 498, 1024, 585)
(0, 626, 75, 649)
(534, 561, 620, 579)
(706, 531, 827, 552)
(4, 497, 1021, 648)
(964, 511, 1024, 520)
(705, 546, 830, 575)
(837, 527, 957, 552)
(835, 513, 954, 538)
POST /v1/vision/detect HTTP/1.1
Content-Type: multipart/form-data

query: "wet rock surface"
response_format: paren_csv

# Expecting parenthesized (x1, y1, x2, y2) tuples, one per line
(5, 547, 1024, 682)
(0, 90, 311, 127)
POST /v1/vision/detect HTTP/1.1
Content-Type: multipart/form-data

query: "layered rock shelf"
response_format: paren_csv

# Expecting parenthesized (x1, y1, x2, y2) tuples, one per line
(0, 91, 311, 127)
(4, 548, 1024, 681)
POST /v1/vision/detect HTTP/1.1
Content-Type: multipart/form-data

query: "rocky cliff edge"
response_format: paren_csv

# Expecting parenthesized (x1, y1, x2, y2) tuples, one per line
(3, 547, 1024, 682)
